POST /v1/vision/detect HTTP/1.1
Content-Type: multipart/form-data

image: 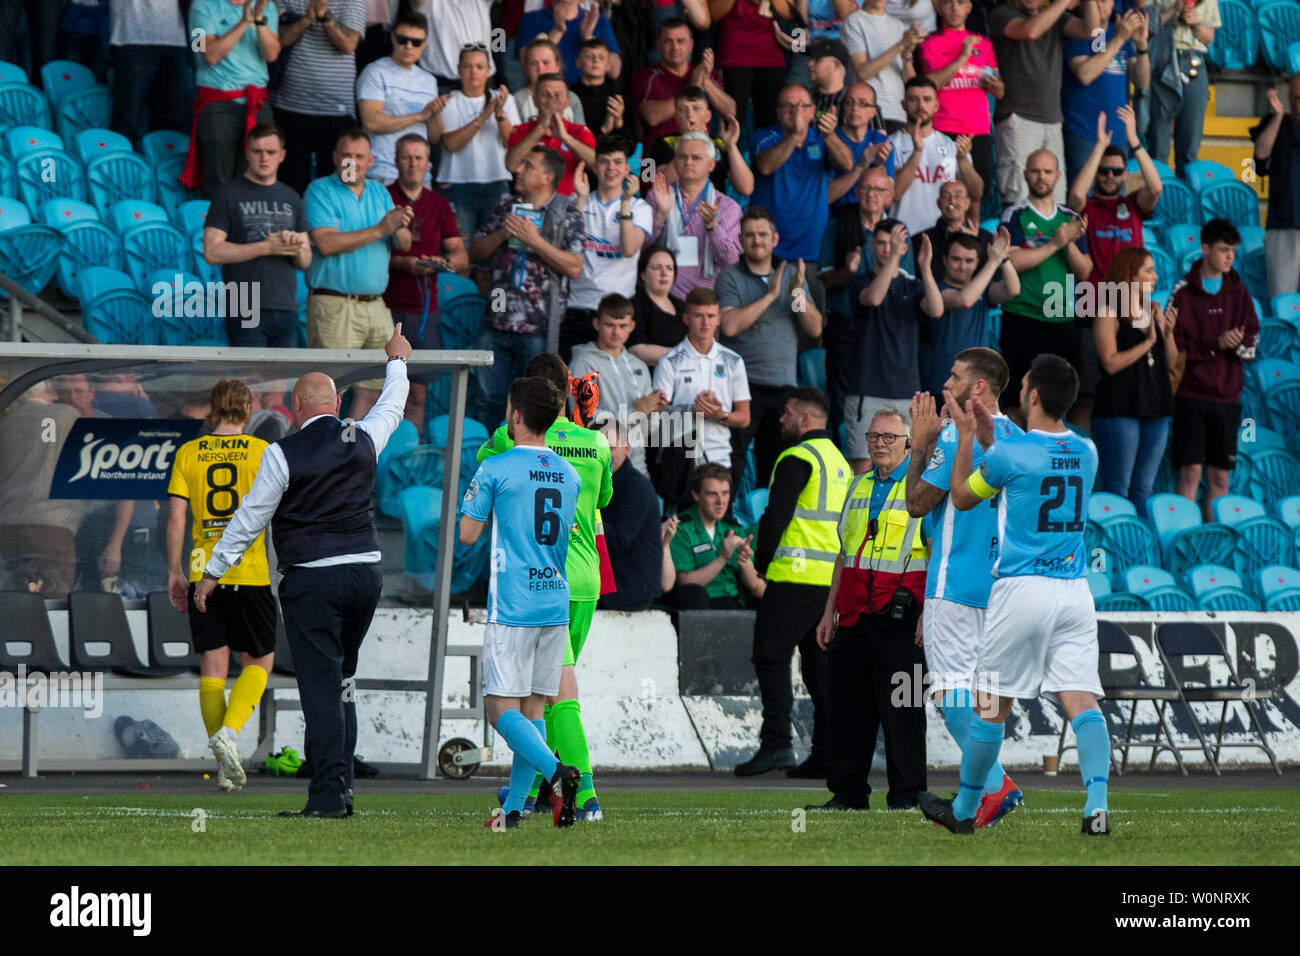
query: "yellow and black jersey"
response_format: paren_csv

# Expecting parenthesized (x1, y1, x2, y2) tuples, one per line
(168, 433, 270, 585)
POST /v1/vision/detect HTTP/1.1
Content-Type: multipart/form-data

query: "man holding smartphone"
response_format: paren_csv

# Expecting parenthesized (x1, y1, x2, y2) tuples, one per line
(385, 133, 468, 432)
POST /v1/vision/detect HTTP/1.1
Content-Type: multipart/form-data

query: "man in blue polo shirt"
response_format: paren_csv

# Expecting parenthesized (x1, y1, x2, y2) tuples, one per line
(305, 128, 414, 419)
(752, 84, 855, 265)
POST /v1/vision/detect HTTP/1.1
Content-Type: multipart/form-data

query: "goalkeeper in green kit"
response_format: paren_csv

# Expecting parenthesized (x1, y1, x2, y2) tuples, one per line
(478, 352, 613, 821)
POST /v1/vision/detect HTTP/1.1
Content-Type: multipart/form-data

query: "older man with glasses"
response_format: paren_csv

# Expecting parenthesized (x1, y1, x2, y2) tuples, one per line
(357, 11, 444, 185)
(829, 82, 896, 209)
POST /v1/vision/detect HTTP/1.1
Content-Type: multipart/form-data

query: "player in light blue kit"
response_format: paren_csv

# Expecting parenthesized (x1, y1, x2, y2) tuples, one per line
(459, 376, 583, 829)
(905, 348, 1025, 829)
(921, 353, 1111, 836)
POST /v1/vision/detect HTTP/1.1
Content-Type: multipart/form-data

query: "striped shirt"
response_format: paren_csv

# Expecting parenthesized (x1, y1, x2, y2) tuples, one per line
(645, 186, 743, 300)
(272, 0, 366, 115)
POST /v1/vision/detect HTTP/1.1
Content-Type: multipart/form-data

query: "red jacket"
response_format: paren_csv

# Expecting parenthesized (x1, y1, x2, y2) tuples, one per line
(1169, 264, 1260, 404)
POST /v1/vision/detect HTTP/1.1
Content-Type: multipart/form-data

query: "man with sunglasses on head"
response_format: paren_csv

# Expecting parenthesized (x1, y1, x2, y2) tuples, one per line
(357, 11, 443, 185)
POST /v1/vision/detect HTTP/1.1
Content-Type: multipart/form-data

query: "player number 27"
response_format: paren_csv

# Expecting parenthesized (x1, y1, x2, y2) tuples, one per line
(1037, 475, 1083, 533)
(534, 488, 563, 546)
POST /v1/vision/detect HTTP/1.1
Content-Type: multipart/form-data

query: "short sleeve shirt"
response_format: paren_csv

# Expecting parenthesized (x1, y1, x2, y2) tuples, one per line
(670, 506, 744, 598)
(1082, 193, 1147, 284)
(848, 270, 926, 398)
(750, 125, 835, 263)
(355, 57, 441, 182)
(1062, 24, 1134, 141)
(841, 9, 908, 126)
(651, 338, 751, 465)
(506, 120, 598, 196)
(190, 0, 278, 94)
(305, 175, 395, 294)
(888, 128, 959, 237)
(436, 92, 522, 184)
(989, 1, 1068, 125)
(206, 176, 307, 311)
(272, 0, 366, 115)
(569, 194, 654, 310)
(384, 184, 460, 312)
(1001, 199, 1080, 323)
(917, 28, 998, 137)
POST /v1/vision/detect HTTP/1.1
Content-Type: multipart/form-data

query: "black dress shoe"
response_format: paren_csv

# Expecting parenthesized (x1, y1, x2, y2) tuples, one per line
(786, 756, 829, 779)
(804, 795, 868, 811)
(345, 788, 354, 817)
(733, 748, 797, 776)
(278, 808, 348, 819)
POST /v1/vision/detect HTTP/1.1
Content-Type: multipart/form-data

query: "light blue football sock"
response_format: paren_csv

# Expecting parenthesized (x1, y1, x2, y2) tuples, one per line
(941, 688, 1007, 797)
(501, 720, 549, 814)
(953, 718, 1005, 820)
(496, 710, 559, 783)
(1072, 710, 1110, 817)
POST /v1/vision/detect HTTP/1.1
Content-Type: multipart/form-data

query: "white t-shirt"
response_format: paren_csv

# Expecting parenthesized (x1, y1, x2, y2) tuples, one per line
(436, 92, 523, 184)
(652, 338, 751, 466)
(416, 0, 494, 80)
(841, 10, 908, 125)
(356, 57, 442, 182)
(888, 127, 958, 237)
(887, 0, 936, 33)
(513, 88, 585, 125)
(570, 194, 654, 309)
(111, 0, 186, 46)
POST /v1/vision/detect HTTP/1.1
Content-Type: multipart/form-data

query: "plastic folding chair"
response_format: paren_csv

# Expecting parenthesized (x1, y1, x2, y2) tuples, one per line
(1154, 622, 1282, 775)
(1089, 621, 1186, 775)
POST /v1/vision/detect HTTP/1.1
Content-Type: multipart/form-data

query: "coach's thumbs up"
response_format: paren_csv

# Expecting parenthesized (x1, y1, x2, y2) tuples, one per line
(386, 321, 412, 361)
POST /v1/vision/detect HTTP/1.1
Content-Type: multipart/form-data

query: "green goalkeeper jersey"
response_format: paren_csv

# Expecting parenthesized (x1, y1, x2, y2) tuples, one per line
(477, 416, 613, 601)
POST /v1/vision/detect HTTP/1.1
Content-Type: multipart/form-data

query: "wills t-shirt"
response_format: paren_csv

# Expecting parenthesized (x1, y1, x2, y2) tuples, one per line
(205, 176, 307, 311)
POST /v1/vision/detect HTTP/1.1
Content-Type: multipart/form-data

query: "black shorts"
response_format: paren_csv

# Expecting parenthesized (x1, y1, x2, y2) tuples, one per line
(187, 583, 277, 656)
(1171, 396, 1241, 471)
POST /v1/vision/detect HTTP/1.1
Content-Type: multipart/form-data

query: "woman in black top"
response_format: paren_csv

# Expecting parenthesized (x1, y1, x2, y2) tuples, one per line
(629, 245, 685, 368)
(1091, 247, 1179, 520)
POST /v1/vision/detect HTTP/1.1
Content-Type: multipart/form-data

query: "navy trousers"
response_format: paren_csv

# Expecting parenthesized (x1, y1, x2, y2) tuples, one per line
(279, 563, 382, 813)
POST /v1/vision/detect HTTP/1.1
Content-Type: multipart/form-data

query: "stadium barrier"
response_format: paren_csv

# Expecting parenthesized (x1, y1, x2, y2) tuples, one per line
(4, 609, 1298, 772)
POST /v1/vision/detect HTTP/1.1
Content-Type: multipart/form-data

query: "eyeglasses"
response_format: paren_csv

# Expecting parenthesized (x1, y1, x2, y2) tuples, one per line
(462, 41, 488, 51)
(394, 35, 425, 46)
(866, 432, 907, 445)
(1098, 166, 1126, 176)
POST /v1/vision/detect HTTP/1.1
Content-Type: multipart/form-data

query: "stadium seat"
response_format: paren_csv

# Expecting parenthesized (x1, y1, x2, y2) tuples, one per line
(144, 591, 200, 673)
(1178, 247, 1199, 276)
(3, 124, 61, 156)
(1154, 622, 1281, 775)
(1239, 246, 1270, 300)
(14, 146, 85, 215)
(68, 592, 155, 675)
(155, 154, 195, 220)
(1098, 514, 1160, 583)
(980, 217, 999, 234)
(1088, 568, 1111, 599)
(1237, 225, 1265, 255)
(1259, 565, 1300, 610)
(1270, 293, 1300, 325)
(55, 84, 112, 145)
(1246, 447, 1300, 512)
(1151, 178, 1197, 226)
(798, 348, 826, 391)
(0, 61, 26, 85)
(85, 150, 155, 218)
(428, 414, 489, 449)
(108, 199, 168, 234)
(1096, 591, 1151, 611)
(1290, 38, 1300, 74)
(73, 127, 132, 164)
(1186, 563, 1260, 611)
(1257, 319, 1297, 361)
(0, 82, 52, 132)
(436, 270, 479, 306)
(397, 485, 490, 594)
(119, 217, 188, 287)
(1088, 492, 1136, 523)
(1258, 0, 1300, 71)
(0, 591, 66, 673)
(1147, 492, 1239, 581)
(1209, 0, 1260, 69)
(0, 195, 64, 296)
(1212, 494, 1293, 580)
(45, 198, 122, 299)
(77, 266, 158, 344)
(189, 229, 219, 285)
(1164, 222, 1201, 260)
(375, 418, 419, 510)
(1141, 224, 1159, 249)
(1123, 565, 1196, 611)
(1197, 180, 1260, 228)
(39, 60, 94, 109)
(745, 488, 769, 526)
(176, 198, 209, 236)
(146, 269, 226, 345)
(438, 292, 487, 350)
(1264, 381, 1300, 451)
(142, 130, 189, 166)
(1127, 156, 1175, 183)
(377, 445, 448, 519)
(1148, 244, 1175, 296)
(1182, 160, 1235, 194)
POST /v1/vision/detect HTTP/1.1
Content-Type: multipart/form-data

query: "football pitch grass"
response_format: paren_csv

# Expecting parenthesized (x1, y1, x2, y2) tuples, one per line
(2, 787, 1297, 865)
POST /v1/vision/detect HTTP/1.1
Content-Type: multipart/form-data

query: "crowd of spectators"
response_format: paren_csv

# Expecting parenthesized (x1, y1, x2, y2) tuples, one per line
(3, 0, 1298, 602)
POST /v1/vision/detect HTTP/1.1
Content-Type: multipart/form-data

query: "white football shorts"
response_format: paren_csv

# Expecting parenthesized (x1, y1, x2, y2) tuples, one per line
(481, 622, 568, 698)
(923, 597, 984, 694)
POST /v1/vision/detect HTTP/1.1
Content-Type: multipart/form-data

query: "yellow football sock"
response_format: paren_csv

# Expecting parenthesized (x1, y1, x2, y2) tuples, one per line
(222, 665, 268, 734)
(199, 678, 227, 738)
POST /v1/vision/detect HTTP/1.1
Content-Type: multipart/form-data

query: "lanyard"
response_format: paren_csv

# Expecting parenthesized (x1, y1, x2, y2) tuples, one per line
(675, 185, 705, 227)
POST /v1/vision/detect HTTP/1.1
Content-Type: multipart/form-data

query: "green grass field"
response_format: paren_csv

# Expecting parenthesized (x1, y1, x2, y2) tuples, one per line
(2, 788, 1297, 865)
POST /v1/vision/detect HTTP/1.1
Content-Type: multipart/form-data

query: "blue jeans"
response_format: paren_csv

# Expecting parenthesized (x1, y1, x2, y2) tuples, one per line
(225, 308, 299, 348)
(475, 325, 547, 426)
(1147, 51, 1209, 175)
(502, 36, 526, 94)
(440, 180, 510, 240)
(1092, 415, 1171, 520)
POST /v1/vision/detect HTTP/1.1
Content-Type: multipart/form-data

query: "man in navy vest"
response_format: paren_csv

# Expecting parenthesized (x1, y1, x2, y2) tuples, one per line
(196, 323, 413, 818)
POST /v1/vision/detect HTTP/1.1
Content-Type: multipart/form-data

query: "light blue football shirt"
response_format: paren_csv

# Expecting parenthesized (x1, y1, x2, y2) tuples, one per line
(922, 414, 1023, 606)
(305, 175, 395, 295)
(970, 428, 1099, 580)
(461, 445, 581, 627)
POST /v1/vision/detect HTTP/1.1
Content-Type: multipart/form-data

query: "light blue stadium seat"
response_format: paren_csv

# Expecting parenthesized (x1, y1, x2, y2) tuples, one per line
(77, 266, 157, 344)
(1088, 492, 1136, 523)
(73, 127, 132, 164)
(85, 151, 155, 217)
(1123, 565, 1196, 611)
(1098, 513, 1160, 583)
(437, 291, 486, 350)
(1260, 566, 1300, 611)
(436, 270, 480, 306)
(745, 488, 769, 527)
(109, 199, 168, 234)
(44, 199, 121, 299)
(1164, 222, 1201, 259)
(980, 217, 1000, 234)
(3, 125, 61, 157)
(1238, 225, 1265, 255)
(1096, 591, 1151, 612)
(13, 146, 84, 215)
(0, 195, 64, 296)
(154, 151, 195, 220)
(1147, 492, 1239, 580)
(1209, 0, 1260, 69)
(146, 269, 225, 345)
(1151, 178, 1197, 226)
(1246, 447, 1300, 512)
(1087, 570, 1111, 599)
(1270, 293, 1300, 325)
(427, 415, 489, 449)
(176, 199, 209, 236)
(1182, 160, 1235, 194)
(1179, 247, 1200, 275)
(189, 229, 219, 285)
(119, 218, 188, 287)
(1142, 224, 1159, 249)
(1187, 563, 1260, 611)
(39, 60, 94, 109)
(377, 445, 448, 519)
(1239, 246, 1270, 300)
(374, 419, 419, 513)
(142, 130, 189, 166)
(1264, 381, 1300, 451)
(1258, 319, 1296, 361)
(1197, 180, 1260, 228)
(0, 82, 52, 132)
(0, 61, 26, 84)
(1290, 38, 1300, 74)
(398, 485, 490, 594)
(54, 84, 111, 144)
(1213, 494, 1293, 581)
(798, 348, 826, 391)
(1259, 0, 1300, 71)
(1148, 244, 1176, 296)
(1128, 156, 1175, 183)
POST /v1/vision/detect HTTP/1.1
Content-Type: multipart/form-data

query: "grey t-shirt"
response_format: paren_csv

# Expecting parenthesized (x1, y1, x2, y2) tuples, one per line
(715, 259, 808, 388)
(205, 177, 308, 312)
(989, 2, 1069, 125)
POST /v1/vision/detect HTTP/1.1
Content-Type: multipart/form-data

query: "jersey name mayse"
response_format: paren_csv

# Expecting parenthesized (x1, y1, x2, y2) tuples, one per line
(530, 469, 568, 483)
